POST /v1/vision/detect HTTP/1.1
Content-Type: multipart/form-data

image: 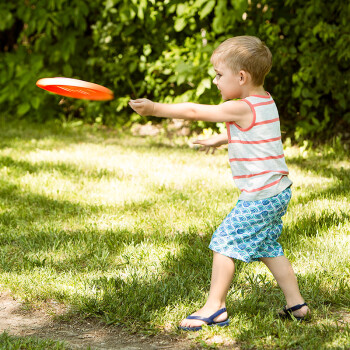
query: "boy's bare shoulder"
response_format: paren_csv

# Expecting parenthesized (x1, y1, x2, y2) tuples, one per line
(221, 100, 252, 112)
(218, 100, 253, 124)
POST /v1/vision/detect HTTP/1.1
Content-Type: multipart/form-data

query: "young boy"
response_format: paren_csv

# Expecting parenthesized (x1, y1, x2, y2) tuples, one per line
(129, 36, 310, 331)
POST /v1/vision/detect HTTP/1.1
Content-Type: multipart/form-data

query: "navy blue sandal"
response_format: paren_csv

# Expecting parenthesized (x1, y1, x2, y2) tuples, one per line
(279, 302, 310, 321)
(178, 307, 230, 331)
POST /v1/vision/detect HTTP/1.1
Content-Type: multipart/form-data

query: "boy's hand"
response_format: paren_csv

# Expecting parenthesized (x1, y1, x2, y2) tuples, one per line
(193, 139, 218, 154)
(193, 138, 220, 147)
(129, 99, 155, 116)
(194, 144, 217, 154)
(193, 134, 227, 154)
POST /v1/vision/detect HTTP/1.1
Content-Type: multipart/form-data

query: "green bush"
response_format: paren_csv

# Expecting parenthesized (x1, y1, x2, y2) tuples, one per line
(0, 0, 103, 123)
(0, 0, 349, 140)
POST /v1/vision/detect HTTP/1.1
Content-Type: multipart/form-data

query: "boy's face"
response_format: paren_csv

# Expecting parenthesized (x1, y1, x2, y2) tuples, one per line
(212, 62, 243, 100)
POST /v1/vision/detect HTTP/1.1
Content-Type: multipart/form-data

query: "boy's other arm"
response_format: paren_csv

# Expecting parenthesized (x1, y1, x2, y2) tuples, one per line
(128, 98, 250, 124)
(193, 133, 228, 148)
(192, 133, 228, 154)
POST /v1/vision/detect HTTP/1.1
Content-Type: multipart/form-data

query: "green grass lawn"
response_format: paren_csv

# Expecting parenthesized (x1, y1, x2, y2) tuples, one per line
(0, 332, 67, 350)
(0, 121, 349, 349)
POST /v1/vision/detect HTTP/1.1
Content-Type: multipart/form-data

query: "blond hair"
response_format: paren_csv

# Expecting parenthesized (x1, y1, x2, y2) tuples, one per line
(211, 36, 272, 86)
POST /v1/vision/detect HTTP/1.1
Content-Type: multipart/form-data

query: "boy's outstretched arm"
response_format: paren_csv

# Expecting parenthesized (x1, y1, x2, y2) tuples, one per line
(128, 98, 250, 124)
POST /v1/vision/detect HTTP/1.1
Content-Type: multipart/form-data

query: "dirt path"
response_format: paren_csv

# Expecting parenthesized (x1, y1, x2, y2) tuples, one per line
(0, 292, 196, 350)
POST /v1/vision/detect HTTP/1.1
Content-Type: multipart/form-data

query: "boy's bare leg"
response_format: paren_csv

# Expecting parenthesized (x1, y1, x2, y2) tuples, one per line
(260, 256, 310, 317)
(179, 252, 234, 328)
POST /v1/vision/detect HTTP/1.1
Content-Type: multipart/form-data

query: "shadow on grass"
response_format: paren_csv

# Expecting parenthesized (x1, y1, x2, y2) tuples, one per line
(0, 227, 148, 273)
(0, 155, 129, 181)
(0, 178, 165, 274)
(288, 155, 350, 195)
(0, 179, 100, 226)
(81, 235, 213, 325)
(235, 315, 350, 349)
(281, 209, 350, 249)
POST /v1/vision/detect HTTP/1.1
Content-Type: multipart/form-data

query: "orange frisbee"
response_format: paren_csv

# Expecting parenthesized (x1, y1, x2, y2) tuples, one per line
(36, 77, 114, 101)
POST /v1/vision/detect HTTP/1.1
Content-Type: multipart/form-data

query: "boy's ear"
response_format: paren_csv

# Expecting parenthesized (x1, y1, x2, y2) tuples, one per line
(239, 70, 249, 85)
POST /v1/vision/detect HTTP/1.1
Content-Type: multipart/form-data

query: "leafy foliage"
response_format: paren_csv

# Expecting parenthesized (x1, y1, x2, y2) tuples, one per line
(0, 0, 349, 139)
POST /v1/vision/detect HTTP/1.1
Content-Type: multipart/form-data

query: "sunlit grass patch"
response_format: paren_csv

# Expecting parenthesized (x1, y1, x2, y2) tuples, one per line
(0, 121, 349, 349)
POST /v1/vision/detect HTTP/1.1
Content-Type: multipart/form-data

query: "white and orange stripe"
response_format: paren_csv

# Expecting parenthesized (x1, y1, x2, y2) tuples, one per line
(226, 93, 292, 201)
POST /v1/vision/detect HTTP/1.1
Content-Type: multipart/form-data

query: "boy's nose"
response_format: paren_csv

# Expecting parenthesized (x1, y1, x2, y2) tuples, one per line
(213, 77, 218, 85)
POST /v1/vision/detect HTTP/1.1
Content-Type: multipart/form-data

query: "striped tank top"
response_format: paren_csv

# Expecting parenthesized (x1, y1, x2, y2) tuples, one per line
(226, 93, 292, 201)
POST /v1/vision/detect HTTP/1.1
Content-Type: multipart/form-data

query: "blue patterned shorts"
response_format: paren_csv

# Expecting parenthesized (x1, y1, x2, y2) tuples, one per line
(209, 187, 292, 263)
